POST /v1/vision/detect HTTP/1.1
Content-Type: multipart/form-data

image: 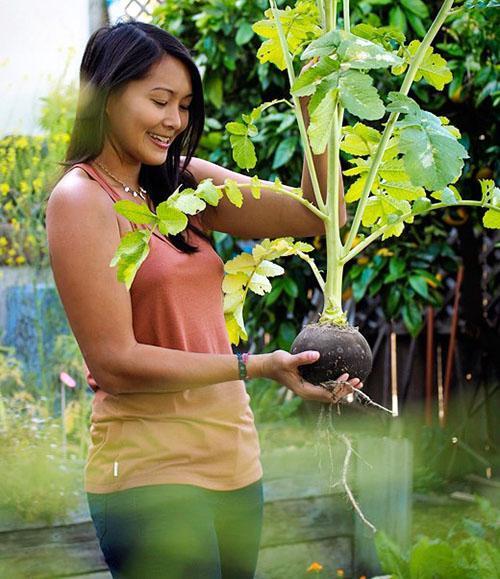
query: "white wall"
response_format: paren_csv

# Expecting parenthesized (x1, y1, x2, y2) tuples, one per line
(0, 0, 90, 137)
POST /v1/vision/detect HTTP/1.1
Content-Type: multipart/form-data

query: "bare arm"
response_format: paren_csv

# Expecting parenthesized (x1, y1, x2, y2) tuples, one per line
(45, 174, 269, 395)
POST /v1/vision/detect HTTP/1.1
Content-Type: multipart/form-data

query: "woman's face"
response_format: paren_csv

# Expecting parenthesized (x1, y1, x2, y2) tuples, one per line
(104, 54, 193, 165)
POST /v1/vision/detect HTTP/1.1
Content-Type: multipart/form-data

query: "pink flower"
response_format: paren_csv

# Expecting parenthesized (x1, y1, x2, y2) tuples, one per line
(59, 372, 76, 388)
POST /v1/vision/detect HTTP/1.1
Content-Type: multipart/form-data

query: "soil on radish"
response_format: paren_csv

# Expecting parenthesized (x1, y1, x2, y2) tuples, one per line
(290, 322, 372, 385)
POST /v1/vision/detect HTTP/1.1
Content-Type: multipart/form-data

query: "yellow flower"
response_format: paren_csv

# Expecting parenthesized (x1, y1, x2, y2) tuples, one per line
(20, 180, 30, 194)
(33, 177, 43, 193)
(357, 256, 369, 265)
(5, 257, 13, 265)
(0, 183, 9, 195)
(0, 237, 8, 246)
(376, 248, 393, 257)
(15, 255, 26, 264)
(336, 570, 345, 578)
(8, 248, 16, 256)
(307, 562, 324, 573)
(4, 201, 13, 212)
(15, 136, 29, 149)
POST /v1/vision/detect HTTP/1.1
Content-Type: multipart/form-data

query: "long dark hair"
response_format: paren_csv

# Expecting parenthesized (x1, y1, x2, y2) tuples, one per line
(58, 21, 210, 253)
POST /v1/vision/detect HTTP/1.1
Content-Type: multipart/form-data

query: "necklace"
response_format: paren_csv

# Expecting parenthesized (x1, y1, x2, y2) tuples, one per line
(93, 160, 148, 201)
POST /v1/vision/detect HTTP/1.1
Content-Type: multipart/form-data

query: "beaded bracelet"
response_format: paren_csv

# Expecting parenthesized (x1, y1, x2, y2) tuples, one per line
(236, 352, 250, 380)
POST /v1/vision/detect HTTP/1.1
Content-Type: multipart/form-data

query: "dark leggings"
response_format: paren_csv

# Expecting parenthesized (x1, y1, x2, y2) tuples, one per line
(87, 479, 264, 579)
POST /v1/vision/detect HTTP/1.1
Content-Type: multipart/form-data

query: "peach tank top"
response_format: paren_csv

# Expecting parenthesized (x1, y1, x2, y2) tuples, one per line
(72, 163, 262, 494)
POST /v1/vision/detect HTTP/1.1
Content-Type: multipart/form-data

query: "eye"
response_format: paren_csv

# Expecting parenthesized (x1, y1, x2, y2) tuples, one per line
(152, 100, 190, 111)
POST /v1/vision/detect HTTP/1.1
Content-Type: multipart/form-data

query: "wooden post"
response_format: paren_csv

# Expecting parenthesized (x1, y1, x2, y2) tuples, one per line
(443, 265, 464, 426)
(353, 437, 413, 576)
(425, 307, 434, 425)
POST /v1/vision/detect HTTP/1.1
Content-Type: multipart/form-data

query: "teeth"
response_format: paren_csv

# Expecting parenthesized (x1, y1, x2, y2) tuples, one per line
(149, 133, 171, 144)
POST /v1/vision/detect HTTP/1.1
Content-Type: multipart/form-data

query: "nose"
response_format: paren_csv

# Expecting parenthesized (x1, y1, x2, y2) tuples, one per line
(162, 106, 182, 132)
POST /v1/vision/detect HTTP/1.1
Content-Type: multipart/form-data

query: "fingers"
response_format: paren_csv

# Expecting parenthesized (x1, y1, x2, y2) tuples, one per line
(292, 350, 320, 366)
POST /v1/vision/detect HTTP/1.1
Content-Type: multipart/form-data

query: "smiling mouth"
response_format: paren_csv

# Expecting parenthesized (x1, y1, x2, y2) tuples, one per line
(148, 132, 173, 148)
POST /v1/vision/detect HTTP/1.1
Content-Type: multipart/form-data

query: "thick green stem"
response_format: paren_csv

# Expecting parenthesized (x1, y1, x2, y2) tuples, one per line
(322, 98, 344, 319)
(343, 0, 350, 32)
(343, 0, 455, 255)
(341, 200, 497, 264)
(326, 0, 338, 30)
(321, 224, 346, 324)
(269, 0, 327, 213)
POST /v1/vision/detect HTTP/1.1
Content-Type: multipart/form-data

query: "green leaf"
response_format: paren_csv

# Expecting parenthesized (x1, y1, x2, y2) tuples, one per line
(291, 56, 339, 97)
(224, 252, 255, 275)
(294, 241, 315, 252)
(248, 273, 272, 295)
(386, 286, 402, 318)
(375, 531, 410, 578)
(250, 175, 262, 200)
(229, 134, 257, 170)
(169, 193, 206, 215)
(389, 95, 469, 190)
(389, 6, 407, 33)
(480, 179, 500, 205)
(256, 259, 285, 277)
(400, 0, 429, 19)
(283, 277, 299, 298)
(337, 34, 403, 69)
(409, 275, 429, 299)
(338, 70, 385, 120)
(402, 301, 424, 336)
(392, 40, 452, 91)
(398, 125, 468, 190)
(272, 136, 298, 169)
(114, 200, 158, 225)
(156, 205, 188, 235)
(222, 272, 249, 293)
(265, 282, 283, 306)
(351, 23, 406, 50)
(196, 179, 223, 206)
(235, 21, 254, 46)
(205, 75, 223, 108)
(226, 121, 248, 136)
(224, 179, 244, 208)
(409, 537, 461, 577)
(341, 123, 382, 156)
(431, 186, 462, 204)
(301, 29, 343, 60)
(109, 229, 151, 291)
(361, 195, 412, 239)
(278, 321, 297, 349)
(307, 84, 338, 154)
(386, 92, 420, 115)
(483, 208, 500, 228)
(253, 1, 322, 70)
(406, 13, 427, 38)
(383, 181, 425, 200)
(412, 197, 432, 214)
(385, 256, 406, 282)
(353, 266, 378, 301)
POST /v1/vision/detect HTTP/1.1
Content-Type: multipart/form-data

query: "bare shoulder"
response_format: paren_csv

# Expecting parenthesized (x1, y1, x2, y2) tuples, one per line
(49, 166, 113, 209)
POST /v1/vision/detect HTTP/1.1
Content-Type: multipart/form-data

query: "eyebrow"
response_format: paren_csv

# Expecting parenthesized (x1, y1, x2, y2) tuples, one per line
(151, 87, 193, 98)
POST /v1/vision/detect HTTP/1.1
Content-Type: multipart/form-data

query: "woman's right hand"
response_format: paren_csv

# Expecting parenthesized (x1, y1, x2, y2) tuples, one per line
(261, 349, 363, 404)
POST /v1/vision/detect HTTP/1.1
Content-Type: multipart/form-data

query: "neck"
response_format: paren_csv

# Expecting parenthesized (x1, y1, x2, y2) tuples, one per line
(93, 147, 141, 191)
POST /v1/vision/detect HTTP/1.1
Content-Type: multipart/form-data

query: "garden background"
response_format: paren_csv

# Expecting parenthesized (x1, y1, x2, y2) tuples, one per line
(0, 0, 498, 577)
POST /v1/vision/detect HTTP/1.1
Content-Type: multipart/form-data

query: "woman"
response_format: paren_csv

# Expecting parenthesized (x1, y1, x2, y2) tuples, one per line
(45, 21, 363, 579)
